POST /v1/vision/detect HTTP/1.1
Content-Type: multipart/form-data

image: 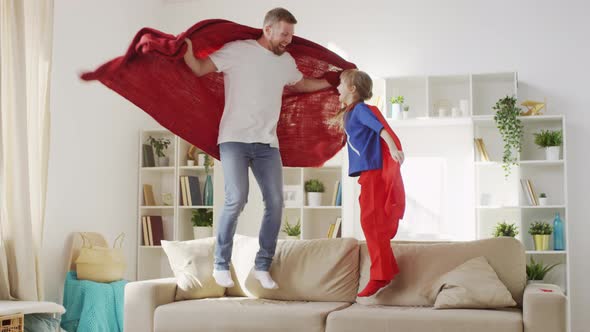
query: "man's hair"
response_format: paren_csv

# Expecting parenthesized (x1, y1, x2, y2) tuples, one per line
(263, 7, 297, 27)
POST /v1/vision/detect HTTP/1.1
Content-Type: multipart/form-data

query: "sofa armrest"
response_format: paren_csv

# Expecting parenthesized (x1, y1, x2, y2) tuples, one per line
(523, 283, 566, 332)
(124, 278, 177, 332)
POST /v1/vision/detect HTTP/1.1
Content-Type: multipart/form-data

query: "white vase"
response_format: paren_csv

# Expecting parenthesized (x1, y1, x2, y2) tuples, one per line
(158, 156, 169, 167)
(286, 235, 299, 240)
(459, 99, 470, 116)
(538, 197, 548, 206)
(545, 146, 560, 161)
(402, 111, 409, 120)
(193, 226, 212, 239)
(527, 280, 544, 285)
(307, 192, 323, 206)
(391, 103, 403, 120)
(187, 160, 195, 166)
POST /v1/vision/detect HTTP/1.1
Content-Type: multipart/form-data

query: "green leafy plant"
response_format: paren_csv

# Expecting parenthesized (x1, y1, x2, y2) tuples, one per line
(528, 221, 553, 235)
(493, 96, 523, 177)
(403, 105, 410, 112)
(534, 129, 563, 148)
(540, 193, 547, 198)
(191, 209, 213, 227)
(493, 221, 519, 237)
(204, 154, 213, 175)
(526, 257, 559, 281)
(282, 218, 301, 236)
(304, 179, 325, 193)
(147, 136, 171, 158)
(390, 96, 405, 104)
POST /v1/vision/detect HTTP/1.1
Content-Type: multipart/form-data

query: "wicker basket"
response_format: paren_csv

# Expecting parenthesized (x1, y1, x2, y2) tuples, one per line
(0, 313, 24, 332)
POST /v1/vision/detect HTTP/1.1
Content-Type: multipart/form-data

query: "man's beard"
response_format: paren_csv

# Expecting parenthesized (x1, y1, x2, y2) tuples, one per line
(269, 41, 286, 55)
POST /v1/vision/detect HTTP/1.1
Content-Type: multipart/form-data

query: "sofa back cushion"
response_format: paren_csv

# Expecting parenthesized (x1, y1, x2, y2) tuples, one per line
(356, 237, 526, 306)
(228, 235, 359, 302)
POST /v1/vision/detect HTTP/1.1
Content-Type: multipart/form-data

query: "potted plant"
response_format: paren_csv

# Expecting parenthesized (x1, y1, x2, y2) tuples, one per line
(304, 179, 325, 206)
(402, 105, 410, 120)
(147, 136, 171, 167)
(538, 193, 548, 206)
(533, 129, 562, 161)
(282, 217, 301, 240)
(390, 96, 404, 120)
(191, 208, 213, 239)
(493, 96, 523, 177)
(493, 221, 519, 238)
(526, 256, 559, 284)
(197, 152, 206, 166)
(528, 221, 553, 251)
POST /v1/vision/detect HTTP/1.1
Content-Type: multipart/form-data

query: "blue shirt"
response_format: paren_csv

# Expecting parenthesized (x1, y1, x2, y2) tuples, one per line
(344, 103, 384, 177)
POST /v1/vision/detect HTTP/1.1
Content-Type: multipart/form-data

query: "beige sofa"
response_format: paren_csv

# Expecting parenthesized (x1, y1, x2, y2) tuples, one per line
(124, 236, 566, 332)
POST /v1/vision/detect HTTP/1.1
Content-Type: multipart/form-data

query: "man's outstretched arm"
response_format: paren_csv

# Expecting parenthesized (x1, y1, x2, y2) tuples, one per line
(183, 39, 217, 77)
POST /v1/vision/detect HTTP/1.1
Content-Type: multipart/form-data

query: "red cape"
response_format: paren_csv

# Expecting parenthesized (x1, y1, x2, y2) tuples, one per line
(81, 19, 356, 167)
(368, 105, 406, 220)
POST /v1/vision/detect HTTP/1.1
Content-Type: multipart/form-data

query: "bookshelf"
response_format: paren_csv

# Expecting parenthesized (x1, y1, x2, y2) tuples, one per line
(137, 130, 344, 280)
(349, 71, 570, 327)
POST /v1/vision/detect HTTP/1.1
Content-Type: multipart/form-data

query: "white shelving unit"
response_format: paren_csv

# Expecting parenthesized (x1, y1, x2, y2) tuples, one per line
(137, 130, 344, 280)
(355, 71, 570, 328)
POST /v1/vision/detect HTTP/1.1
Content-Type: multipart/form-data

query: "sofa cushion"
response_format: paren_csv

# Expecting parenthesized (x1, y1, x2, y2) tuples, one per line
(154, 297, 351, 332)
(357, 237, 526, 306)
(326, 303, 523, 332)
(227, 235, 359, 302)
(161, 238, 225, 300)
(426, 256, 517, 309)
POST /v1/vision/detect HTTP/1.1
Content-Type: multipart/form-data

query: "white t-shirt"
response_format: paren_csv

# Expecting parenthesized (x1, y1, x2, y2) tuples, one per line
(209, 40, 303, 148)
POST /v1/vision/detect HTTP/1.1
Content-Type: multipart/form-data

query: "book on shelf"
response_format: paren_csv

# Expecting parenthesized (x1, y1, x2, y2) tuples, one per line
(520, 179, 539, 206)
(326, 223, 335, 238)
(331, 181, 340, 206)
(332, 217, 342, 238)
(141, 216, 150, 245)
(143, 184, 156, 206)
(142, 144, 155, 167)
(143, 215, 164, 246)
(474, 138, 490, 162)
(335, 182, 342, 206)
(188, 176, 202, 206)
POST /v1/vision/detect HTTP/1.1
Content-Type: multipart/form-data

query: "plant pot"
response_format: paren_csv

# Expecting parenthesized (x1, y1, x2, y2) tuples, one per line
(158, 156, 169, 167)
(197, 154, 206, 166)
(527, 279, 545, 285)
(533, 234, 550, 251)
(545, 146, 560, 161)
(193, 226, 212, 239)
(402, 111, 409, 120)
(286, 235, 299, 240)
(307, 192, 323, 206)
(391, 103, 403, 120)
(538, 197, 548, 206)
(187, 160, 195, 166)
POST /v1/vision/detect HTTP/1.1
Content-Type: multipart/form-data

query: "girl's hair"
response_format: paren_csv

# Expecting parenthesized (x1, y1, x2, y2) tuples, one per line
(330, 69, 373, 129)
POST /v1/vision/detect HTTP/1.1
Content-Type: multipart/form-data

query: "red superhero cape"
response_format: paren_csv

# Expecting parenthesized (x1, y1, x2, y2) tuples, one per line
(81, 19, 356, 167)
(368, 105, 406, 221)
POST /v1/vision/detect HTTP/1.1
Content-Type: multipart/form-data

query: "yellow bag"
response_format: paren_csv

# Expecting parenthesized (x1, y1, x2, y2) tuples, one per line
(75, 232, 126, 283)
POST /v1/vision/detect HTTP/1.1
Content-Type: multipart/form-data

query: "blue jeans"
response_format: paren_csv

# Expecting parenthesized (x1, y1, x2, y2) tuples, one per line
(214, 142, 284, 271)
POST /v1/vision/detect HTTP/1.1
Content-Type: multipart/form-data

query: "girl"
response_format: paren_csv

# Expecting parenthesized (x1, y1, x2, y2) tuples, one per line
(334, 69, 406, 297)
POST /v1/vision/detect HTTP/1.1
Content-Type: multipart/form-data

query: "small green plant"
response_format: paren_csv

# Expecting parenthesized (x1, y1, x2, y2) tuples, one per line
(147, 136, 171, 158)
(304, 179, 325, 193)
(540, 193, 547, 198)
(390, 96, 404, 104)
(282, 218, 301, 237)
(493, 96, 523, 177)
(534, 129, 563, 148)
(204, 154, 213, 174)
(403, 105, 410, 112)
(528, 221, 553, 235)
(191, 209, 213, 227)
(526, 257, 559, 281)
(493, 221, 519, 237)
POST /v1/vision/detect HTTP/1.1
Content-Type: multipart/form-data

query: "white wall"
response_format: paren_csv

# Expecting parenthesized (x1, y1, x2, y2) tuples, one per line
(43, 0, 163, 303)
(161, 1, 590, 331)
(44, 0, 589, 330)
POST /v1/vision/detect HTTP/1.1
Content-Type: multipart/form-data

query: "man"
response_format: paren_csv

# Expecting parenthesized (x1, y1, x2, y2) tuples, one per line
(183, 8, 340, 289)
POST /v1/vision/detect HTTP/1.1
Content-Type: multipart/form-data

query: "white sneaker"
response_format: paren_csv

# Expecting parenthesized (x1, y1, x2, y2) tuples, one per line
(254, 270, 279, 290)
(213, 269, 234, 288)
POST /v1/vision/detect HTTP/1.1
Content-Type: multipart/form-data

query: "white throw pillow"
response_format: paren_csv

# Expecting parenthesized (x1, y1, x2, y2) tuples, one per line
(161, 238, 225, 300)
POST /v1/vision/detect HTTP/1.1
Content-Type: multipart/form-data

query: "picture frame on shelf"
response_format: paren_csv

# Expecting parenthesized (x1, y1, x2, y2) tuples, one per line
(283, 185, 302, 207)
